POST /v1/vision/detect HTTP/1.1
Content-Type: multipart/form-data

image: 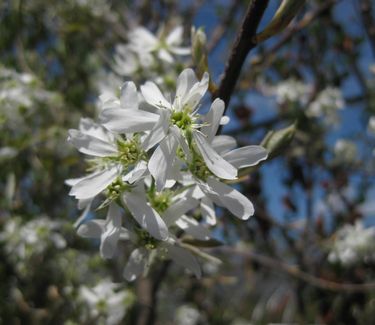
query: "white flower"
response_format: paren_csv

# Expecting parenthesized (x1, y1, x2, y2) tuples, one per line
(77, 203, 125, 258)
(79, 279, 133, 325)
(334, 139, 357, 164)
(100, 69, 238, 190)
(129, 25, 190, 64)
(272, 78, 311, 105)
(328, 221, 375, 265)
(175, 304, 201, 325)
(123, 236, 201, 281)
(67, 117, 147, 202)
(67, 86, 169, 241)
(140, 69, 241, 190)
(0, 216, 66, 274)
(112, 25, 189, 79)
(307, 87, 344, 124)
(368, 116, 375, 135)
(174, 114, 268, 224)
(149, 188, 211, 240)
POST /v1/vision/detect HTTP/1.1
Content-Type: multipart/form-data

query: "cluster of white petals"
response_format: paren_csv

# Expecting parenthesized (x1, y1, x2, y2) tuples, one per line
(67, 68, 267, 280)
(113, 25, 189, 79)
(263, 78, 344, 125)
(0, 216, 66, 274)
(334, 139, 357, 165)
(78, 279, 134, 324)
(328, 221, 375, 266)
(307, 87, 344, 124)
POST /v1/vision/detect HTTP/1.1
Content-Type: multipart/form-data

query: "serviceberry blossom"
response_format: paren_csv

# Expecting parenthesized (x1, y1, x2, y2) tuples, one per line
(113, 25, 189, 79)
(328, 221, 375, 266)
(67, 68, 267, 280)
(307, 87, 344, 124)
(128, 25, 190, 64)
(79, 279, 134, 324)
(333, 139, 357, 165)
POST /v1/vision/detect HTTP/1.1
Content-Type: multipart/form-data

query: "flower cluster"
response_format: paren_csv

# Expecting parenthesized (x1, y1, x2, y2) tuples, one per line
(78, 279, 134, 324)
(262, 78, 344, 125)
(0, 216, 66, 275)
(328, 221, 375, 266)
(67, 68, 268, 280)
(113, 25, 189, 88)
(333, 139, 358, 165)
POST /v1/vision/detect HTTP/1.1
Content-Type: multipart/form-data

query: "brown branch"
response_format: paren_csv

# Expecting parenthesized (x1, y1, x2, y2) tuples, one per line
(135, 261, 171, 325)
(222, 248, 375, 293)
(207, 0, 243, 53)
(213, 0, 270, 108)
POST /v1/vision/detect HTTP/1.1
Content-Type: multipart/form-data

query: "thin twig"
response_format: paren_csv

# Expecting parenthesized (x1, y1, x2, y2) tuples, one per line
(250, 0, 338, 71)
(213, 0, 270, 108)
(134, 262, 171, 325)
(221, 248, 375, 293)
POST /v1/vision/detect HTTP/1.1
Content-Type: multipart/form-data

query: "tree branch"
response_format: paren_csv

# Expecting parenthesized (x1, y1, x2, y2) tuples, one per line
(135, 261, 171, 325)
(222, 248, 375, 293)
(250, 0, 338, 72)
(213, 0, 270, 109)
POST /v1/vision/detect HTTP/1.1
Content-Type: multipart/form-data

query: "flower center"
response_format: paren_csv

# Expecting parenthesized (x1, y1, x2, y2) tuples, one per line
(148, 190, 172, 213)
(116, 137, 144, 167)
(171, 110, 192, 130)
(107, 178, 129, 200)
(136, 228, 159, 250)
(190, 156, 211, 181)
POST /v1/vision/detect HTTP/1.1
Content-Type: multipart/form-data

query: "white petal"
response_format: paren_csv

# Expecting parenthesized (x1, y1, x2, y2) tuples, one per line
(123, 160, 148, 184)
(211, 135, 237, 155)
(68, 129, 118, 157)
(176, 215, 210, 240)
(122, 189, 169, 240)
(74, 199, 92, 228)
(100, 203, 122, 259)
(100, 108, 159, 133)
(129, 27, 157, 50)
(69, 167, 119, 200)
(120, 81, 138, 109)
(142, 109, 170, 151)
(166, 26, 183, 46)
(148, 134, 178, 191)
(166, 245, 201, 278)
(169, 125, 191, 161)
(65, 176, 85, 187)
(206, 177, 254, 220)
(77, 198, 92, 210)
(123, 248, 148, 282)
(158, 48, 174, 63)
(174, 69, 198, 108)
(201, 98, 225, 142)
(140, 81, 171, 109)
(223, 145, 268, 169)
(201, 197, 216, 225)
(183, 72, 209, 110)
(79, 118, 112, 142)
(77, 220, 105, 238)
(163, 197, 199, 226)
(193, 132, 237, 180)
(169, 47, 191, 55)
